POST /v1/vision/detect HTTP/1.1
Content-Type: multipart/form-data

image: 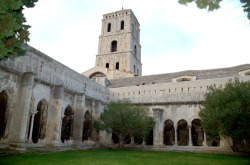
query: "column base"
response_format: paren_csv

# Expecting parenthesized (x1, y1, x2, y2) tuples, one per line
(202, 142, 208, 147)
(8, 142, 27, 151)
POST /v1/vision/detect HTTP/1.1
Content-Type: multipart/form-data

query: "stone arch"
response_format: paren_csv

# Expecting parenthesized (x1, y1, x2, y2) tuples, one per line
(191, 119, 204, 146)
(0, 88, 14, 140)
(89, 72, 106, 82)
(82, 111, 92, 141)
(0, 90, 8, 140)
(164, 119, 175, 146)
(177, 119, 188, 146)
(32, 99, 48, 143)
(61, 106, 73, 143)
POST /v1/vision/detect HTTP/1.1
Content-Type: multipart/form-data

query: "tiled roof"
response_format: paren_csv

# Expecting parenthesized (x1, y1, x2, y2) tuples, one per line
(107, 64, 250, 88)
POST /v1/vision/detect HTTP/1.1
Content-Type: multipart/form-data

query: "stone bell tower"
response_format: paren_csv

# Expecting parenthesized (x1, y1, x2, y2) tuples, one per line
(95, 9, 142, 78)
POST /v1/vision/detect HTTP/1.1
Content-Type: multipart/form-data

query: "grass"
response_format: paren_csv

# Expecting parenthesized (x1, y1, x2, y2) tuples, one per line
(0, 150, 249, 165)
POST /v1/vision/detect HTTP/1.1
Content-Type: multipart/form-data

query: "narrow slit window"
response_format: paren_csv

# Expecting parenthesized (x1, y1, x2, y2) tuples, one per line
(107, 23, 111, 32)
(134, 45, 137, 56)
(121, 21, 124, 30)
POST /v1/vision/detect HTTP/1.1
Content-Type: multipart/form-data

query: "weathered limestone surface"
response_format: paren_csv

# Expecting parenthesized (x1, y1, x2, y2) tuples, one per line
(8, 72, 34, 144)
(46, 85, 64, 145)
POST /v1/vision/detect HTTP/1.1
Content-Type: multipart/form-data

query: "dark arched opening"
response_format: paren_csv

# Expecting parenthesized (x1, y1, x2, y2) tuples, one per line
(112, 131, 119, 144)
(106, 63, 109, 69)
(111, 40, 117, 52)
(146, 129, 153, 145)
(124, 134, 131, 144)
(61, 106, 73, 143)
(116, 62, 119, 70)
(32, 100, 48, 143)
(164, 120, 175, 146)
(82, 111, 92, 141)
(191, 119, 204, 146)
(0, 91, 8, 140)
(107, 23, 111, 32)
(177, 119, 188, 146)
(134, 134, 143, 145)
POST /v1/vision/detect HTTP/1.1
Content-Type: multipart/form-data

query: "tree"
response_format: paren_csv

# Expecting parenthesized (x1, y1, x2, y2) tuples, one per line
(199, 78, 250, 146)
(94, 99, 155, 149)
(178, 0, 250, 20)
(0, 0, 38, 60)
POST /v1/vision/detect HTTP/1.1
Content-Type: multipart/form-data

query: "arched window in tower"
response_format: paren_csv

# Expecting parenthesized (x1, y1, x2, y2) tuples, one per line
(134, 65, 136, 74)
(116, 62, 119, 70)
(107, 23, 111, 32)
(106, 63, 109, 68)
(121, 20, 124, 30)
(132, 23, 134, 33)
(134, 45, 137, 56)
(111, 40, 117, 52)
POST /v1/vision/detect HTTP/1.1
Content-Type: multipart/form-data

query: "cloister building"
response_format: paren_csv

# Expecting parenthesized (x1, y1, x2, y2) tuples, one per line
(0, 9, 249, 152)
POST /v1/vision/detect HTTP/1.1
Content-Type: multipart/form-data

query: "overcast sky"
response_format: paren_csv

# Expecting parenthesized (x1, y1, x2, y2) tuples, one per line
(23, 0, 250, 76)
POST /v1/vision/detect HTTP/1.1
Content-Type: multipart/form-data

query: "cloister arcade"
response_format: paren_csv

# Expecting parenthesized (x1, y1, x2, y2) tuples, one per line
(0, 88, 219, 149)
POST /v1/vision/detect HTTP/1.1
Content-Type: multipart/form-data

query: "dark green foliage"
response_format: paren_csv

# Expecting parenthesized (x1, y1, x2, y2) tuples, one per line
(0, 0, 38, 60)
(178, 0, 250, 20)
(241, 0, 250, 19)
(199, 78, 250, 141)
(94, 99, 155, 149)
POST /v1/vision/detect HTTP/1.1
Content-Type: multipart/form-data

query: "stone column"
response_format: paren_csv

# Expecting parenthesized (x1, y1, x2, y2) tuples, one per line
(72, 94, 85, 147)
(203, 131, 208, 147)
(28, 114, 35, 141)
(98, 103, 109, 145)
(153, 108, 164, 146)
(46, 85, 64, 146)
(8, 72, 34, 146)
(188, 124, 192, 146)
(220, 136, 233, 151)
(174, 123, 178, 146)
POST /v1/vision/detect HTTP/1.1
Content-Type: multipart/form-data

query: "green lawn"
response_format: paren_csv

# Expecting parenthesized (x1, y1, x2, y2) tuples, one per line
(0, 150, 249, 165)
